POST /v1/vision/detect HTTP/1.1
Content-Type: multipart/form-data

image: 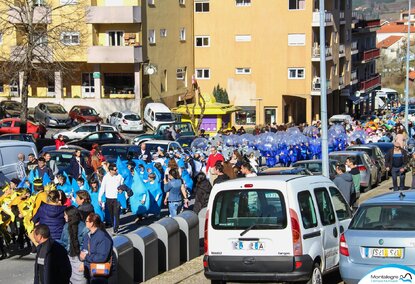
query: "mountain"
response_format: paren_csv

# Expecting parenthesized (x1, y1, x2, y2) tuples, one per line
(353, 0, 408, 21)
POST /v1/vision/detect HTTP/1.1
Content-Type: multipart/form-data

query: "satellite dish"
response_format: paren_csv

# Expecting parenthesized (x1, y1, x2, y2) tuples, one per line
(144, 64, 157, 75)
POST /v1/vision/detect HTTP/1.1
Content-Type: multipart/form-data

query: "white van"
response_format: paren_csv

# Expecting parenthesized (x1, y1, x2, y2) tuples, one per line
(375, 88, 398, 110)
(143, 103, 175, 131)
(203, 175, 352, 284)
(0, 141, 38, 180)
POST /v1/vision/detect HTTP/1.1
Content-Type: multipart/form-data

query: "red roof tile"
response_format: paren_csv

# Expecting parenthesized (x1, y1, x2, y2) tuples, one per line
(377, 36, 403, 48)
(377, 23, 415, 33)
(409, 71, 415, 81)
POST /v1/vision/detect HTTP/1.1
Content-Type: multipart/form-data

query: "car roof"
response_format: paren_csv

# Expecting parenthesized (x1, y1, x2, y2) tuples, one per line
(76, 123, 113, 127)
(120, 111, 139, 115)
(362, 190, 415, 205)
(101, 144, 137, 148)
(293, 159, 337, 164)
(42, 102, 62, 106)
(49, 149, 89, 154)
(347, 144, 378, 149)
(72, 105, 94, 109)
(144, 140, 175, 145)
(329, 151, 365, 156)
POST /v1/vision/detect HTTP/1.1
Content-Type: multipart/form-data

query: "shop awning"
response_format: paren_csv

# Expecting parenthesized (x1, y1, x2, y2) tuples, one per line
(347, 95, 369, 105)
(172, 102, 242, 115)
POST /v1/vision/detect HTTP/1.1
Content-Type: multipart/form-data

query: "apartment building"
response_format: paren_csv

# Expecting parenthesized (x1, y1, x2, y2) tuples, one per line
(193, 0, 354, 126)
(349, 13, 381, 115)
(0, 0, 194, 116)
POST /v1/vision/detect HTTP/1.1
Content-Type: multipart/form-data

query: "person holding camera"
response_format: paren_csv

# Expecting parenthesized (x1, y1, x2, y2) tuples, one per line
(164, 168, 188, 217)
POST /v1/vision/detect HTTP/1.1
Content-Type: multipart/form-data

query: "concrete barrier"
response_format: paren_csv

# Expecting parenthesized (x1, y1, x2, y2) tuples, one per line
(127, 226, 159, 282)
(174, 210, 200, 262)
(149, 217, 180, 273)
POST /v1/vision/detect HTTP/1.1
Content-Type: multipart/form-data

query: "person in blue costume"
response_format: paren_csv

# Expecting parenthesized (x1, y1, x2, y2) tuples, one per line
(181, 167, 194, 195)
(146, 173, 163, 217)
(88, 178, 105, 221)
(56, 174, 73, 196)
(130, 169, 150, 222)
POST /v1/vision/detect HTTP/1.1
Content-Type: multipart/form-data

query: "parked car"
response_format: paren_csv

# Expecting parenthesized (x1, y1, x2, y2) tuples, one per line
(133, 122, 195, 144)
(329, 151, 378, 191)
(48, 149, 92, 175)
(143, 102, 175, 131)
(0, 141, 38, 180)
(68, 106, 102, 124)
(66, 131, 127, 150)
(371, 142, 394, 156)
(0, 133, 36, 143)
(34, 102, 71, 127)
(204, 175, 353, 283)
(39, 145, 87, 156)
(107, 111, 144, 132)
(340, 191, 415, 284)
(141, 140, 183, 155)
(258, 166, 312, 176)
(52, 123, 117, 140)
(0, 118, 45, 139)
(101, 144, 141, 163)
(0, 100, 22, 118)
(329, 114, 353, 125)
(292, 159, 338, 180)
(347, 144, 388, 181)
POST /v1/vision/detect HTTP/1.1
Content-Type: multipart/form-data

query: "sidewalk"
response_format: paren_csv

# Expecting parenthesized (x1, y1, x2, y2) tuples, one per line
(144, 173, 405, 284)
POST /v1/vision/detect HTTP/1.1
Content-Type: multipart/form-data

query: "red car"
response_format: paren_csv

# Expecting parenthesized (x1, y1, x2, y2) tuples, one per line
(69, 106, 102, 124)
(0, 118, 46, 139)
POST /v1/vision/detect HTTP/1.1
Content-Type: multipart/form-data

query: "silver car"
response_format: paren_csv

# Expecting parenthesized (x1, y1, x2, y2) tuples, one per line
(329, 151, 378, 191)
(34, 102, 71, 127)
(340, 191, 415, 284)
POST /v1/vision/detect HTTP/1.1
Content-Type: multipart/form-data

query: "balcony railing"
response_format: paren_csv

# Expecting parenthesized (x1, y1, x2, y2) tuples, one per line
(87, 46, 143, 64)
(339, 44, 345, 56)
(86, 6, 141, 24)
(312, 46, 332, 60)
(362, 48, 380, 62)
(312, 12, 333, 26)
(351, 70, 357, 81)
(339, 76, 344, 86)
(312, 77, 332, 91)
(360, 74, 381, 91)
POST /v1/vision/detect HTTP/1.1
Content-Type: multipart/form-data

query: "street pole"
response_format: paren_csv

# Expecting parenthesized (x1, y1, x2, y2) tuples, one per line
(405, 0, 411, 133)
(319, 0, 329, 178)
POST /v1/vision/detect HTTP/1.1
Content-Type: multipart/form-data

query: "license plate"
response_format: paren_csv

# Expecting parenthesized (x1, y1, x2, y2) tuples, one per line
(232, 241, 264, 250)
(366, 247, 403, 258)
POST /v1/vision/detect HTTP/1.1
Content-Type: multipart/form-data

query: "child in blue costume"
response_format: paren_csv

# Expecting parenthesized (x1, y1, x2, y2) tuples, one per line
(130, 169, 150, 219)
(146, 173, 163, 217)
(88, 178, 105, 221)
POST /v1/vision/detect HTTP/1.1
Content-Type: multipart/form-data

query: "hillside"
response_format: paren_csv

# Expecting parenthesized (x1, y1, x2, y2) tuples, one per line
(353, 0, 408, 21)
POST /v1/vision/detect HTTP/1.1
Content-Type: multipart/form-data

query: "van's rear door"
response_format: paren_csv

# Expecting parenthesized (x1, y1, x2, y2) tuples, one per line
(208, 188, 295, 273)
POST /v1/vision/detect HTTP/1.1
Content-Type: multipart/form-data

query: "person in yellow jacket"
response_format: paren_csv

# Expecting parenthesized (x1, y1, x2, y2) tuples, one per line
(9, 188, 32, 250)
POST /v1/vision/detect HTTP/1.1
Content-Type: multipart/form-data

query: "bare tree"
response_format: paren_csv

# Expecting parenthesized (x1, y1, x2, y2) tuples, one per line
(182, 77, 206, 132)
(0, 0, 86, 133)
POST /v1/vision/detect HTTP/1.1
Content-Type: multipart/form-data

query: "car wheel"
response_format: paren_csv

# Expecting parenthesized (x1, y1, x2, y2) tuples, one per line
(366, 174, 372, 191)
(305, 263, 322, 284)
(377, 170, 382, 185)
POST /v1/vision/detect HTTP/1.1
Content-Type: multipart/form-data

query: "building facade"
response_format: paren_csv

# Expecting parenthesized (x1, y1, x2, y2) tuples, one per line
(193, 0, 354, 126)
(0, 0, 194, 116)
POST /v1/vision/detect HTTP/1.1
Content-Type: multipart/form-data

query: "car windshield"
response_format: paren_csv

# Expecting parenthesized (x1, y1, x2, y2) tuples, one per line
(124, 114, 140, 121)
(350, 204, 415, 231)
(47, 105, 66, 114)
(155, 113, 174, 122)
(49, 152, 74, 169)
(329, 154, 362, 165)
(145, 143, 167, 153)
(4, 102, 21, 110)
(80, 108, 97, 116)
(176, 137, 195, 147)
(212, 189, 287, 230)
(349, 148, 372, 157)
(375, 144, 393, 155)
(101, 147, 128, 160)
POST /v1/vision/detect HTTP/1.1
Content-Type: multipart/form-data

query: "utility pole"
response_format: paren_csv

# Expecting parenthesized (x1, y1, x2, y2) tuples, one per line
(319, 0, 329, 178)
(405, 0, 412, 133)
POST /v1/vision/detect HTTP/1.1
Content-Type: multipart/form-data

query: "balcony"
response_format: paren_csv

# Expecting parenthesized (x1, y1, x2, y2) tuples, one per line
(312, 46, 333, 61)
(87, 46, 143, 64)
(339, 75, 345, 88)
(362, 48, 380, 63)
(86, 6, 141, 24)
(339, 44, 345, 57)
(312, 12, 334, 27)
(340, 11, 345, 24)
(351, 70, 358, 85)
(351, 41, 358, 55)
(10, 45, 53, 62)
(359, 74, 381, 92)
(311, 77, 333, 96)
(8, 6, 51, 24)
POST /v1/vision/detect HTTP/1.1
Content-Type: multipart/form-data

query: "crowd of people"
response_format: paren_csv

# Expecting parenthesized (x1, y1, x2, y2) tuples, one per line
(0, 108, 414, 282)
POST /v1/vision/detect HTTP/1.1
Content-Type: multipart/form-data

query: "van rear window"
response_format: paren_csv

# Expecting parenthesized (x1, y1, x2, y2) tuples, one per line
(212, 189, 287, 230)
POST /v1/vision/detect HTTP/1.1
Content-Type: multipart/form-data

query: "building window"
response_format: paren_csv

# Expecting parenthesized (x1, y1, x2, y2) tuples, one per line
(288, 68, 305, 79)
(103, 73, 134, 97)
(235, 67, 251, 74)
(61, 32, 80, 45)
(288, 34, 305, 46)
(108, 31, 123, 46)
(236, 0, 251, 6)
(148, 29, 156, 44)
(289, 0, 305, 10)
(195, 0, 209, 12)
(235, 35, 251, 42)
(196, 68, 210, 79)
(195, 36, 210, 47)
(235, 106, 256, 125)
(176, 67, 186, 80)
(179, 0, 185, 5)
(81, 73, 95, 98)
(148, 0, 155, 5)
(160, 29, 167, 38)
(179, 28, 186, 41)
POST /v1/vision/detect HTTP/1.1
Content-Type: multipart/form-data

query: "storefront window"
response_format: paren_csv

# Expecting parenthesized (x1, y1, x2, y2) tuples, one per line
(103, 73, 134, 98)
(235, 106, 256, 125)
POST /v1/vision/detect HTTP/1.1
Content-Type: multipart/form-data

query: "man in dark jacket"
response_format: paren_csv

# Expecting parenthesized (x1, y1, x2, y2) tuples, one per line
(34, 224, 71, 284)
(213, 162, 230, 185)
(333, 164, 355, 206)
